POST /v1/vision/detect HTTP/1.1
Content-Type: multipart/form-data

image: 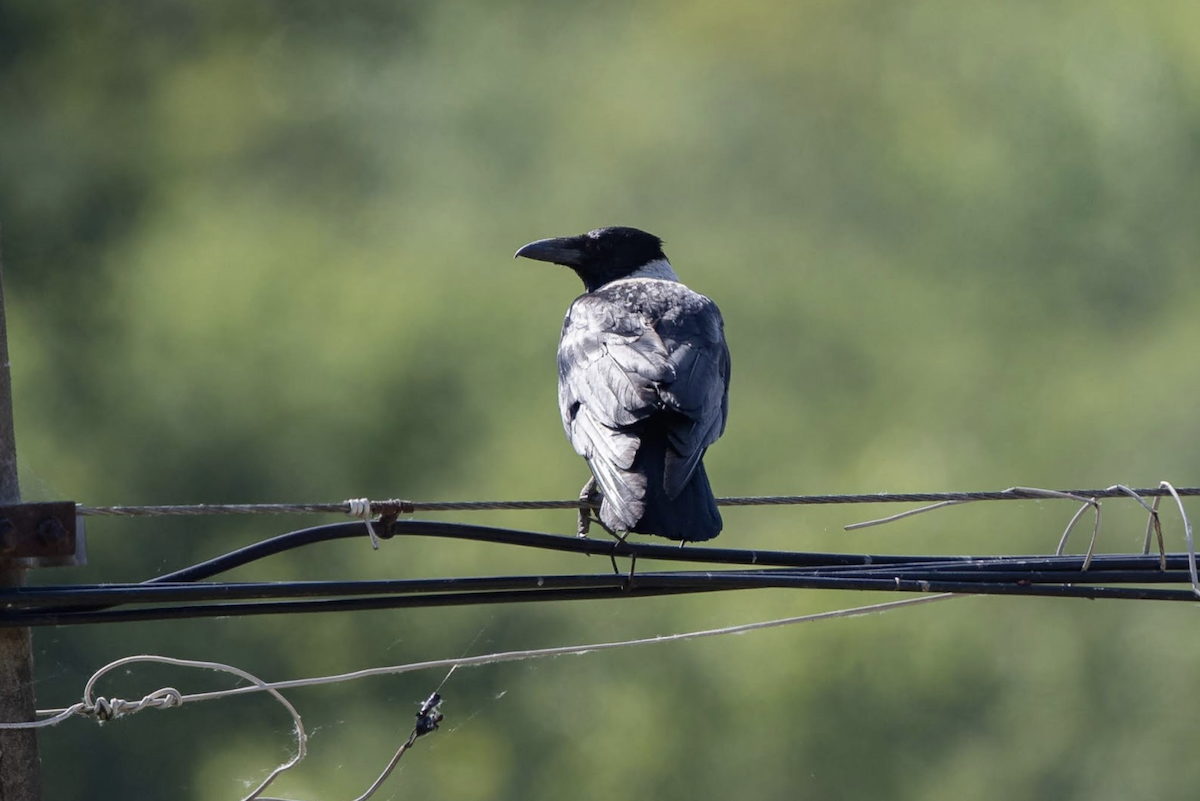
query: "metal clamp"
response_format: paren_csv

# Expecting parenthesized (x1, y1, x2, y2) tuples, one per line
(0, 501, 86, 567)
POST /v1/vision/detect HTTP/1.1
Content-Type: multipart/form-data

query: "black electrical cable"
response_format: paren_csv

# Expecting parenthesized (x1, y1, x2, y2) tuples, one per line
(11, 552, 1193, 611)
(12, 517, 1193, 628)
(6, 573, 1199, 627)
(2, 568, 1189, 611)
(156, 517, 1171, 583)
(151, 519, 931, 583)
(149, 523, 369, 583)
(8, 558, 1200, 627)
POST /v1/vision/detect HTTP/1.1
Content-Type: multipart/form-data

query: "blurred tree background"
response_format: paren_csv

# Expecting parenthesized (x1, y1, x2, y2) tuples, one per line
(2, 0, 1199, 798)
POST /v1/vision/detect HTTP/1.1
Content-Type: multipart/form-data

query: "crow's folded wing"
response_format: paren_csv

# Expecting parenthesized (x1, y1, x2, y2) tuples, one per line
(558, 289, 730, 506)
(656, 297, 730, 497)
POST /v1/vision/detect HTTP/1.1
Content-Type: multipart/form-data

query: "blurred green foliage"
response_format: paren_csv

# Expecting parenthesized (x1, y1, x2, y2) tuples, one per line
(2, 0, 1199, 798)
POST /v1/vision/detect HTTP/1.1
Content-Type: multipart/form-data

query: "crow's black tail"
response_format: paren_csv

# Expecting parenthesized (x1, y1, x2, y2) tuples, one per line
(599, 427, 721, 542)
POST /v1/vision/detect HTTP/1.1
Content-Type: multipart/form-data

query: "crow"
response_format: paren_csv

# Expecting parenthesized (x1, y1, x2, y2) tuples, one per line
(516, 226, 730, 542)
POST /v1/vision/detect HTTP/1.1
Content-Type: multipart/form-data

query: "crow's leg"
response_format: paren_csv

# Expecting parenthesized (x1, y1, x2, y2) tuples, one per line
(577, 477, 604, 539)
(607, 529, 636, 578)
(621, 553, 638, 590)
(575, 478, 633, 578)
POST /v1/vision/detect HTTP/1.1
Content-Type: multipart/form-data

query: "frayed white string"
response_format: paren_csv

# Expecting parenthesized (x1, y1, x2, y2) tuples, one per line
(845, 485, 1100, 532)
(346, 498, 380, 550)
(844, 480, 1197, 586)
(1159, 481, 1198, 597)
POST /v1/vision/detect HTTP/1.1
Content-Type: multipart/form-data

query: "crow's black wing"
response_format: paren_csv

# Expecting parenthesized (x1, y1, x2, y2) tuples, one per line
(655, 293, 730, 497)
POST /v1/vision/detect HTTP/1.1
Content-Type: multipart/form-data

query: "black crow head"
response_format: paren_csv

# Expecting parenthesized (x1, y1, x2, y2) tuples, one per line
(515, 226, 668, 292)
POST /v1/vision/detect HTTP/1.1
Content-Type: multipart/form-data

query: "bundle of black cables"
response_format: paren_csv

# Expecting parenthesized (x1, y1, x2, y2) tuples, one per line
(2, 519, 1196, 628)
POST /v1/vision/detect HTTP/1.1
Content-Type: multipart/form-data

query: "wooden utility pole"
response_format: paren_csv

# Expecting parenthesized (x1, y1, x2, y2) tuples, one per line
(0, 227, 43, 800)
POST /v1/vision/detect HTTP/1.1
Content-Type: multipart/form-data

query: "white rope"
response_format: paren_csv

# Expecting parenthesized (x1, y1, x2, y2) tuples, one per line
(845, 485, 1102, 531)
(1159, 481, 1198, 597)
(0, 655, 304, 799)
(11, 593, 956, 728)
(156, 595, 960, 706)
(92, 657, 306, 801)
(345, 498, 380, 550)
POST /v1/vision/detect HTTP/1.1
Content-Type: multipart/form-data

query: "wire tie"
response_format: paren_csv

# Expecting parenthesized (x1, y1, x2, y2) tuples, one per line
(373, 498, 415, 533)
(87, 687, 183, 722)
(346, 498, 380, 550)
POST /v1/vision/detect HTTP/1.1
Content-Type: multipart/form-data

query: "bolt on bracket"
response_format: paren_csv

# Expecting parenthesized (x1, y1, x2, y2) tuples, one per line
(0, 501, 86, 568)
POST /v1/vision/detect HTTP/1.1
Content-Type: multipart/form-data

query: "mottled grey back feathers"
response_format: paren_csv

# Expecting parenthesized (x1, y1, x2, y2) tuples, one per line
(558, 277, 730, 540)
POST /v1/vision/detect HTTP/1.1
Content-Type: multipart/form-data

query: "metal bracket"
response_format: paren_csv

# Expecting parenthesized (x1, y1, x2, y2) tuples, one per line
(0, 502, 86, 568)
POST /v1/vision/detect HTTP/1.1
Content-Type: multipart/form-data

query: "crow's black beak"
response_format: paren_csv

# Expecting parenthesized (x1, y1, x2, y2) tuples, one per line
(514, 236, 584, 267)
